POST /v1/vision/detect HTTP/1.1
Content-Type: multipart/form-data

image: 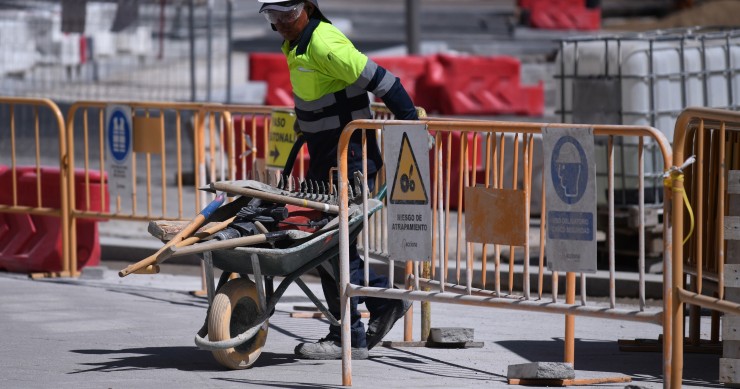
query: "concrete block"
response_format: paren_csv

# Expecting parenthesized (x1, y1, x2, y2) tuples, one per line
(726, 265, 740, 288)
(727, 289, 740, 303)
(79, 266, 106, 280)
(507, 362, 575, 380)
(720, 358, 740, 384)
(725, 315, 740, 341)
(724, 340, 740, 359)
(429, 327, 474, 343)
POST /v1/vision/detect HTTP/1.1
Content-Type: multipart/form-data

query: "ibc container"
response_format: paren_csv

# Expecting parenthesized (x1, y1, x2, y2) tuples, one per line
(555, 27, 740, 205)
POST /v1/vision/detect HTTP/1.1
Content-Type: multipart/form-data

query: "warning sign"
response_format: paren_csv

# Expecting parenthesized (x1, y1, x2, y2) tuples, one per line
(390, 133, 428, 204)
(383, 124, 432, 262)
(267, 109, 297, 169)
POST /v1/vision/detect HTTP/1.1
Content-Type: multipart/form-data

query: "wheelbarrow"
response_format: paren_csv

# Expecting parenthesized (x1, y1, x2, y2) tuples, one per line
(149, 195, 383, 369)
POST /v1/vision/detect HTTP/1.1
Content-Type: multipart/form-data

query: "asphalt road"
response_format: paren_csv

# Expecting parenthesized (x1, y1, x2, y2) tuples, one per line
(0, 266, 721, 389)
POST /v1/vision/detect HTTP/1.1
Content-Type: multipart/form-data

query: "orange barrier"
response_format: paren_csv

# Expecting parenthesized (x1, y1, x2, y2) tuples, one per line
(337, 118, 674, 387)
(671, 107, 740, 387)
(0, 97, 73, 276)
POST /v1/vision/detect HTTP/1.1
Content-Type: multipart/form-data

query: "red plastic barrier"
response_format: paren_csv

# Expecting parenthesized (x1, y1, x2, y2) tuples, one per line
(249, 53, 292, 106)
(430, 54, 544, 116)
(372, 56, 428, 103)
(250, 54, 429, 106)
(248, 52, 543, 116)
(428, 131, 486, 211)
(414, 56, 446, 115)
(0, 166, 108, 273)
(529, 0, 600, 31)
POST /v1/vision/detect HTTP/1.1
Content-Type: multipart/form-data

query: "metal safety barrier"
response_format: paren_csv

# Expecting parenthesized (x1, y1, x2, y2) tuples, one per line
(64, 101, 405, 279)
(64, 102, 297, 277)
(0, 97, 71, 276)
(337, 118, 675, 387)
(671, 107, 740, 387)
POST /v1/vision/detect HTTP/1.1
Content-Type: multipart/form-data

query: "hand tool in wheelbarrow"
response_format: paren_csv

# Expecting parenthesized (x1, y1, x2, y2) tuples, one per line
(162, 200, 361, 258)
(164, 230, 303, 257)
(118, 193, 229, 277)
(210, 181, 340, 214)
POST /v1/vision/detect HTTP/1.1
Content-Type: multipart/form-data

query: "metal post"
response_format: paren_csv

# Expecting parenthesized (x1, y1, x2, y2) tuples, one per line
(226, 0, 233, 104)
(206, 0, 213, 102)
(565, 272, 576, 365)
(421, 261, 431, 341)
(188, 0, 196, 102)
(405, 0, 420, 55)
(671, 171, 685, 389)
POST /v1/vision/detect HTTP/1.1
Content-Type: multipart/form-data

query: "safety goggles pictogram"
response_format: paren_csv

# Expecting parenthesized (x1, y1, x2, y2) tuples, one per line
(262, 2, 305, 24)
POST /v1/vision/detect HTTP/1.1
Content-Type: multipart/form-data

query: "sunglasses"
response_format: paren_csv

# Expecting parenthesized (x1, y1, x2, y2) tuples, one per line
(262, 2, 305, 25)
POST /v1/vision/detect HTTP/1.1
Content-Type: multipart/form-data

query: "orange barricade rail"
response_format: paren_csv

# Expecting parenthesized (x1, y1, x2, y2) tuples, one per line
(671, 107, 740, 387)
(337, 118, 676, 387)
(64, 102, 294, 277)
(0, 97, 72, 277)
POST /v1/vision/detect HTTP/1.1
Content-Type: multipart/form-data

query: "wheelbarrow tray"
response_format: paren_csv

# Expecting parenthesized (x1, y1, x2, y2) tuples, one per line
(210, 199, 382, 276)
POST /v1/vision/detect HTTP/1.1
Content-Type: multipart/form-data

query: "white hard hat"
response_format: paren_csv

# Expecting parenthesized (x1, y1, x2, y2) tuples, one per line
(258, 0, 330, 23)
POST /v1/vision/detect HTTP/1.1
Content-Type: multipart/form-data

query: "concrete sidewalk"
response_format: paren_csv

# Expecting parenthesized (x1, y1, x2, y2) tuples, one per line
(0, 264, 719, 388)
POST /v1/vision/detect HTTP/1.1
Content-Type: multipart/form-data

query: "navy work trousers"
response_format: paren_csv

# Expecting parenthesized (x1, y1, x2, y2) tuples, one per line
(316, 176, 393, 348)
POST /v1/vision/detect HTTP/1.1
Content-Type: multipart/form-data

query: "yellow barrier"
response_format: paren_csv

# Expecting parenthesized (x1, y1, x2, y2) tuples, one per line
(0, 97, 71, 276)
(671, 107, 740, 387)
(337, 118, 674, 387)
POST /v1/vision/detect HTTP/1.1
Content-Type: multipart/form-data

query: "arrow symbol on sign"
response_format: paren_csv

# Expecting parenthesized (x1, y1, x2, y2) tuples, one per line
(269, 145, 280, 162)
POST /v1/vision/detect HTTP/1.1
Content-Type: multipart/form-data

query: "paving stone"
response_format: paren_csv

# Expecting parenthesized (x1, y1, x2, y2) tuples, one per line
(507, 362, 575, 380)
(429, 327, 474, 343)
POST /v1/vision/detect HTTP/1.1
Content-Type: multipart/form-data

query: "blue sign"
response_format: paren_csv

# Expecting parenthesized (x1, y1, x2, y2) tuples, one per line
(543, 127, 597, 273)
(107, 109, 131, 163)
(550, 135, 588, 205)
(547, 211, 594, 241)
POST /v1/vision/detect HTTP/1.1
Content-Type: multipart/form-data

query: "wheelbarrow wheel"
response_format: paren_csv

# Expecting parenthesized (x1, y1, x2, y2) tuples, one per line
(208, 277, 268, 369)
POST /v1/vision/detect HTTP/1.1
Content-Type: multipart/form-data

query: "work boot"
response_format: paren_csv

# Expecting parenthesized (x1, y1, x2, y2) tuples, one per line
(294, 338, 369, 360)
(366, 299, 412, 350)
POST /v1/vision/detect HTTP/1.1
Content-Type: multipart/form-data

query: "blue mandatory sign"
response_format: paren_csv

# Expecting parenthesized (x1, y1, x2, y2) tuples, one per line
(550, 135, 588, 205)
(107, 109, 131, 163)
(547, 211, 593, 241)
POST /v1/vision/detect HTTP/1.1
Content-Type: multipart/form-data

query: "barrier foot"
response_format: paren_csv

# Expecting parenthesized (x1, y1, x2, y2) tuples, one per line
(190, 289, 208, 297)
(508, 375, 631, 387)
(379, 340, 484, 349)
(29, 271, 73, 279)
(618, 337, 722, 354)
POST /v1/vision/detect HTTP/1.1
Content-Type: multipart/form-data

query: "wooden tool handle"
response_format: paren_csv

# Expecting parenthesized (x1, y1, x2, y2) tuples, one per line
(211, 182, 339, 214)
(118, 193, 225, 277)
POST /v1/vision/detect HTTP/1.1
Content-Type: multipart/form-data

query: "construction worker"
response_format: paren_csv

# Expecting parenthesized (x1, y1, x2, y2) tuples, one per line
(258, 0, 417, 360)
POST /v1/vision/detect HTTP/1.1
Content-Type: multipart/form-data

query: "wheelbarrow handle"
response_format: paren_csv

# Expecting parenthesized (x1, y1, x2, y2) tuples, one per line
(118, 193, 226, 277)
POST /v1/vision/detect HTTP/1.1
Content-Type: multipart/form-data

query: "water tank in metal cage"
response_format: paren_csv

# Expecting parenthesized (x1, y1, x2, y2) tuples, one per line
(555, 28, 740, 205)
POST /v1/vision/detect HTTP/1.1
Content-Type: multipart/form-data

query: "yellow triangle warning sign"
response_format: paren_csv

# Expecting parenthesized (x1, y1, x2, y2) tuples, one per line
(390, 132, 428, 204)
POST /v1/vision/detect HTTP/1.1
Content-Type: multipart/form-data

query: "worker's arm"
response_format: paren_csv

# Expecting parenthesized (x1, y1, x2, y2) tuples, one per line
(370, 64, 419, 121)
(312, 27, 419, 121)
